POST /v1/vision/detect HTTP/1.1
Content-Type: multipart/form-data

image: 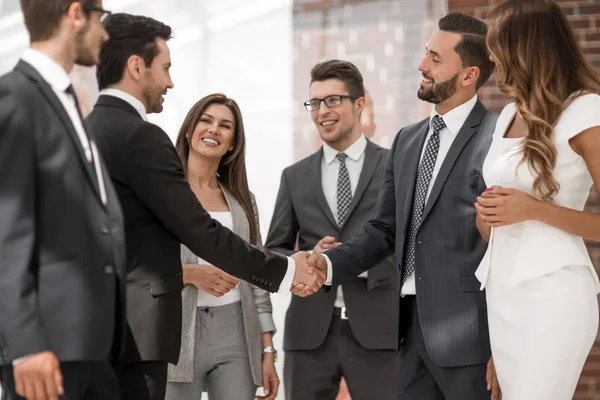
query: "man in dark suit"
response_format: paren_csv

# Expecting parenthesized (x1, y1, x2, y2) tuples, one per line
(85, 13, 321, 400)
(265, 60, 400, 400)
(0, 1, 126, 400)
(306, 14, 501, 400)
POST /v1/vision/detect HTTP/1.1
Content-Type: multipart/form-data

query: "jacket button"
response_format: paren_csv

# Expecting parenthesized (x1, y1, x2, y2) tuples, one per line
(104, 265, 114, 275)
(100, 227, 109, 235)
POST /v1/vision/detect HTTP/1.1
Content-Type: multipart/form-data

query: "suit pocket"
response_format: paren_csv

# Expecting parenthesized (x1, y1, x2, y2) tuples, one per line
(459, 274, 482, 292)
(149, 273, 184, 297)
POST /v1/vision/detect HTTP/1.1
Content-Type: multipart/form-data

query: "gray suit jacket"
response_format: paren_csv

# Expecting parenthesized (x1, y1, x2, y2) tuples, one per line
(167, 188, 275, 385)
(266, 140, 398, 351)
(325, 101, 497, 367)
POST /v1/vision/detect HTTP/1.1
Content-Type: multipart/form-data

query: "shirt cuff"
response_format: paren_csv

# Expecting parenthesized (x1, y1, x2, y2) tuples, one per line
(12, 354, 32, 366)
(276, 256, 296, 295)
(322, 254, 333, 286)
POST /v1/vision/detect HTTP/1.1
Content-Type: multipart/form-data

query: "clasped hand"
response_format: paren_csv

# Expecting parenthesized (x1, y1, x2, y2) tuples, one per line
(289, 236, 341, 297)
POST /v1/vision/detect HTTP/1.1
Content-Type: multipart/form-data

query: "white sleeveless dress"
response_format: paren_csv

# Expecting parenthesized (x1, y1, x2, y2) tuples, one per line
(475, 94, 600, 399)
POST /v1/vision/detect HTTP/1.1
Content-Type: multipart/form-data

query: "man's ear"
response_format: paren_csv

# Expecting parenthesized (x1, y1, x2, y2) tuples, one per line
(64, 1, 87, 32)
(462, 66, 481, 88)
(126, 55, 144, 81)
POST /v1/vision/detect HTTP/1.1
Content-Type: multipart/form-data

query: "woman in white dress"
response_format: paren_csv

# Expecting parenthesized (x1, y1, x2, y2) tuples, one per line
(474, 0, 600, 399)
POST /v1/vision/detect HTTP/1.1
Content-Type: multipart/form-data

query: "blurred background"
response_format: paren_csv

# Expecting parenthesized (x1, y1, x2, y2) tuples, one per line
(0, 0, 599, 399)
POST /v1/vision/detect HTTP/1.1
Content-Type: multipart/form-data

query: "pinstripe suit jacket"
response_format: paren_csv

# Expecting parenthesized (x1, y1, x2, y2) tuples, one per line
(326, 100, 497, 367)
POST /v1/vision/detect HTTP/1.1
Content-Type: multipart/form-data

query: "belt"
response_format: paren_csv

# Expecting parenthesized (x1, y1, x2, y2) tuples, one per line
(333, 307, 348, 320)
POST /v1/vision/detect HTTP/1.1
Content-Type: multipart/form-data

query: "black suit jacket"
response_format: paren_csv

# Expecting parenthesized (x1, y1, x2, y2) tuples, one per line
(265, 140, 398, 351)
(86, 95, 288, 364)
(0, 62, 126, 365)
(325, 101, 497, 367)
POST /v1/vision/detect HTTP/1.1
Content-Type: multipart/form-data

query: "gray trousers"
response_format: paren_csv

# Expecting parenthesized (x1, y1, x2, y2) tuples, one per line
(398, 297, 489, 400)
(284, 310, 401, 400)
(165, 302, 256, 400)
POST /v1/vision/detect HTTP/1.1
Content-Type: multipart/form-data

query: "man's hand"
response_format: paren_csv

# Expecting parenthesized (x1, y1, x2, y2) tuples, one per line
(289, 251, 327, 296)
(486, 356, 502, 400)
(183, 264, 239, 297)
(13, 351, 63, 400)
(290, 252, 328, 297)
(313, 236, 342, 255)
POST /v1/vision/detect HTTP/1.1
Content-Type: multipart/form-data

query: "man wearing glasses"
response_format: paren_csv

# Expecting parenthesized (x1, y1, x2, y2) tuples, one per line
(0, 1, 124, 400)
(265, 60, 400, 399)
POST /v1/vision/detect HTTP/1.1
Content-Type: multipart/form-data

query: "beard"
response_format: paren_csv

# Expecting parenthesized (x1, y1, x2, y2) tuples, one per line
(417, 73, 459, 104)
(143, 85, 165, 114)
(74, 21, 96, 67)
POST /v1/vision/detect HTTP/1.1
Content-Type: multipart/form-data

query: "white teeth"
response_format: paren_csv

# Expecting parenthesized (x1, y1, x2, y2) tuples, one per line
(321, 121, 336, 126)
(202, 138, 219, 145)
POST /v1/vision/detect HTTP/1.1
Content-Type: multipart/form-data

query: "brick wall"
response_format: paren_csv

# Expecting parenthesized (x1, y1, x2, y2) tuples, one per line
(446, 1, 600, 399)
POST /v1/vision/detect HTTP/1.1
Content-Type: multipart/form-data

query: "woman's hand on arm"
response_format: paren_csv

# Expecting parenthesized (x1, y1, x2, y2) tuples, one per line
(182, 264, 239, 297)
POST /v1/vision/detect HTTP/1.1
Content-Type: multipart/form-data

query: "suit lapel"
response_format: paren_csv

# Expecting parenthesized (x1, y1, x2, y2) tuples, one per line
(17, 61, 104, 206)
(343, 140, 382, 225)
(221, 187, 249, 241)
(420, 101, 485, 223)
(307, 150, 338, 229)
(400, 122, 430, 232)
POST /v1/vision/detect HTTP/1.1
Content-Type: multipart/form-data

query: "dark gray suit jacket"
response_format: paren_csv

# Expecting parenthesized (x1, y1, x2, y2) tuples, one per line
(265, 140, 398, 351)
(325, 101, 497, 367)
(0, 62, 127, 365)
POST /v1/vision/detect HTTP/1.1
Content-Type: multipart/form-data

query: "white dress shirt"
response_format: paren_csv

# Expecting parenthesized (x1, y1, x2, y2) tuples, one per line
(99, 88, 148, 121)
(322, 134, 368, 309)
(323, 96, 479, 295)
(99, 90, 297, 295)
(401, 95, 478, 296)
(21, 48, 108, 205)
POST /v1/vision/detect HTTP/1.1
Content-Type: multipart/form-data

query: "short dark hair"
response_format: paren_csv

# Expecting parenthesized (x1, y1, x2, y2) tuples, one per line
(438, 13, 495, 89)
(20, 0, 96, 42)
(310, 59, 365, 98)
(97, 13, 173, 90)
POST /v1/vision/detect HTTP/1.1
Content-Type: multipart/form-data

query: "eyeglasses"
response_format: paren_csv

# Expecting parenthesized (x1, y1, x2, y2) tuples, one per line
(82, 3, 112, 22)
(304, 95, 358, 111)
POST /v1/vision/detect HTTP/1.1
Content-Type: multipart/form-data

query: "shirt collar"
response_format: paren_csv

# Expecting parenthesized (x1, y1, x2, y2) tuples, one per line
(21, 48, 71, 92)
(429, 95, 478, 136)
(99, 88, 148, 121)
(322, 133, 367, 165)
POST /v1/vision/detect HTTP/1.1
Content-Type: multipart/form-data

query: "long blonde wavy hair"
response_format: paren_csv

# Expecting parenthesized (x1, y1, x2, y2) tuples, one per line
(486, 0, 600, 201)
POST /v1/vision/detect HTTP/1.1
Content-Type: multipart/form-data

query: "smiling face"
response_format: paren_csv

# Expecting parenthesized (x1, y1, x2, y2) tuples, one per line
(139, 38, 174, 113)
(417, 30, 464, 104)
(309, 78, 364, 150)
(188, 103, 236, 162)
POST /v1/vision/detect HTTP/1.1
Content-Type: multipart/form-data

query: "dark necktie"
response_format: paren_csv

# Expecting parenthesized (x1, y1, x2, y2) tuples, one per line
(336, 152, 352, 227)
(65, 84, 104, 202)
(401, 115, 446, 284)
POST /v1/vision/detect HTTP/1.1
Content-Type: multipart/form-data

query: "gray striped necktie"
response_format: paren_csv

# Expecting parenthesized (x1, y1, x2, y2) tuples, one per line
(336, 152, 352, 227)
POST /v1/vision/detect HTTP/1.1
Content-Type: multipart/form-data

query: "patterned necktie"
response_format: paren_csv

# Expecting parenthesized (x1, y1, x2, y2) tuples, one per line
(336, 152, 352, 227)
(401, 115, 446, 284)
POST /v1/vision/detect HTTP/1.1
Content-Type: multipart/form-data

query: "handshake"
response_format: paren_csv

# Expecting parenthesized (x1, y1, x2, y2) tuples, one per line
(289, 236, 341, 297)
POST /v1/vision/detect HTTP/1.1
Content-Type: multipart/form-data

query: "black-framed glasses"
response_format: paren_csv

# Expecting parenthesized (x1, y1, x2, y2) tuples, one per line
(304, 95, 358, 111)
(82, 3, 112, 22)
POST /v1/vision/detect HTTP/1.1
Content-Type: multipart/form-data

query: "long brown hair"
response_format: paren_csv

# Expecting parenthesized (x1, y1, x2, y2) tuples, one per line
(487, 0, 600, 201)
(175, 94, 258, 245)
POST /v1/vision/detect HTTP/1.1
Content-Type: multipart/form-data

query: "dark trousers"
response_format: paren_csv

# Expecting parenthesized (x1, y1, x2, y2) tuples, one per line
(112, 361, 167, 400)
(284, 308, 400, 400)
(1, 361, 118, 400)
(398, 296, 489, 400)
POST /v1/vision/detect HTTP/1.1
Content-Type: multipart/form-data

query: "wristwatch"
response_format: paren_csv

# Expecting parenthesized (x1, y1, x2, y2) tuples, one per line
(262, 346, 278, 362)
